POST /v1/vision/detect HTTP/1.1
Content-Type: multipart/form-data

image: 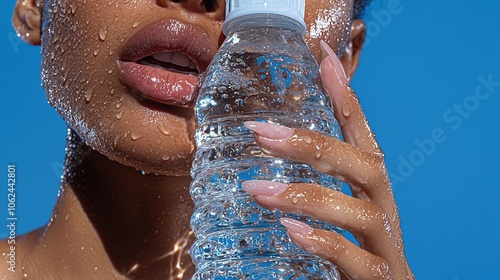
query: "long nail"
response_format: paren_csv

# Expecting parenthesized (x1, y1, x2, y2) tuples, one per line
(244, 121, 293, 140)
(242, 180, 289, 196)
(320, 40, 348, 84)
(280, 218, 313, 236)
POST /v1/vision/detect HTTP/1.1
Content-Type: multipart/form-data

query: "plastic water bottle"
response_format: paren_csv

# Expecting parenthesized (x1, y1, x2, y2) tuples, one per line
(189, 0, 342, 278)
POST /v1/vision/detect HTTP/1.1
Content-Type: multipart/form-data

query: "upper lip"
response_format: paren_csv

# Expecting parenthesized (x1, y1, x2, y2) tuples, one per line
(119, 19, 217, 74)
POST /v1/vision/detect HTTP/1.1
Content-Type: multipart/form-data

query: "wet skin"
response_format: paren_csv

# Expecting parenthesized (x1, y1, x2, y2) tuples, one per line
(4, 0, 414, 279)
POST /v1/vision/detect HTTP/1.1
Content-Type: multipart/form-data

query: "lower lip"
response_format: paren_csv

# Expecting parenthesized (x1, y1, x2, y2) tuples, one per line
(117, 61, 198, 107)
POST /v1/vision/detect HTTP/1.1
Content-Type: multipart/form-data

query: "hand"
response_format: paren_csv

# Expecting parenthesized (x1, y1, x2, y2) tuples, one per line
(242, 42, 414, 279)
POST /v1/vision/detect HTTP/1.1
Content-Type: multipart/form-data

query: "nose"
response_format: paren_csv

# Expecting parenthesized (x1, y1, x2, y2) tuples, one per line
(157, 0, 225, 18)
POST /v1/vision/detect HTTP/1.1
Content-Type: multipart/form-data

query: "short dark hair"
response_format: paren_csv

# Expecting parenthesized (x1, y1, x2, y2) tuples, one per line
(353, 0, 372, 19)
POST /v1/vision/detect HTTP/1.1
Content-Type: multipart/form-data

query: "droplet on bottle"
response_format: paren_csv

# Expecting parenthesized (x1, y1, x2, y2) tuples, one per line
(158, 124, 171, 135)
(99, 28, 107, 42)
(133, 21, 141, 28)
(115, 111, 123, 119)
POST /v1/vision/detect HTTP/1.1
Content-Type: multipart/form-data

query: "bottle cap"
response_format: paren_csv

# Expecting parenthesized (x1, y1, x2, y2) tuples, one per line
(223, 0, 306, 35)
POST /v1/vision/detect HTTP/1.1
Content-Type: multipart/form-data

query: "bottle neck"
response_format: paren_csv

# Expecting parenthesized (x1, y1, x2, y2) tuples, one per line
(223, 14, 305, 36)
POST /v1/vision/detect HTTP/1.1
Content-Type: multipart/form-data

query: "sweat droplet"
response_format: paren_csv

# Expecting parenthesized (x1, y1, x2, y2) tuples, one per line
(304, 136, 312, 144)
(291, 196, 299, 204)
(115, 111, 123, 119)
(99, 28, 107, 41)
(133, 21, 141, 28)
(93, 49, 99, 56)
(161, 154, 170, 161)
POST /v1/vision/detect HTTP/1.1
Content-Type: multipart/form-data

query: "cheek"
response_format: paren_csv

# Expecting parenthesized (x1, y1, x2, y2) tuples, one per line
(304, 0, 353, 59)
(40, 2, 196, 175)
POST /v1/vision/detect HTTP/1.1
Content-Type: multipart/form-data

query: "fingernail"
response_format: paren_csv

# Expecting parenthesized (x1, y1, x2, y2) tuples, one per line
(320, 40, 348, 84)
(244, 121, 293, 140)
(280, 218, 313, 236)
(242, 180, 288, 196)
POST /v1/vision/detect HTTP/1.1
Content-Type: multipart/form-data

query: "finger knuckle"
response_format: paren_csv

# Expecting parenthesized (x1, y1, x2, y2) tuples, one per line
(364, 202, 390, 230)
(371, 257, 392, 280)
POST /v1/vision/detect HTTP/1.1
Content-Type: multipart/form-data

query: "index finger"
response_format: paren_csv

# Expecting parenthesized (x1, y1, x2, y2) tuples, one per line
(320, 40, 382, 156)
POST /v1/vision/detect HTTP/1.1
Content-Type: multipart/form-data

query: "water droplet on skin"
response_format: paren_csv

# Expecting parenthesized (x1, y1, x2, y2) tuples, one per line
(64, 214, 70, 221)
(291, 196, 299, 204)
(115, 111, 123, 119)
(110, 89, 115, 95)
(315, 149, 322, 159)
(23, 273, 28, 279)
(161, 155, 170, 161)
(81, 246, 85, 252)
(304, 136, 312, 144)
(99, 28, 106, 42)
(108, 69, 114, 74)
(94, 266, 98, 272)
(341, 102, 351, 117)
(70, 4, 77, 14)
(85, 87, 94, 102)
(158, 124, 171, 135)
(93, 49, 99, 56)
(115, 102, 122, 109)
(133, 21, 141, 28)
(130, 131, 142, 141)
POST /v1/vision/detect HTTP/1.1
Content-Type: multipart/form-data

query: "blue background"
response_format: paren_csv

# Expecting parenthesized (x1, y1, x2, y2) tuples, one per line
(1, 0, 499, 279)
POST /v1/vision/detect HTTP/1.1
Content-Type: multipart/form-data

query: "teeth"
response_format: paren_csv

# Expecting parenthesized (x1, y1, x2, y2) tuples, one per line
(170, 52, 191, 67)
(152, 52, 172, 63)
(188, 60, 197, 70)
(152, 51, 197, 70)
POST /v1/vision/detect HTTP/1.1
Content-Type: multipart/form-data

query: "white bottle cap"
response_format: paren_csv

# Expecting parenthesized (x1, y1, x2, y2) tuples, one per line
(223, 0, 306, 35)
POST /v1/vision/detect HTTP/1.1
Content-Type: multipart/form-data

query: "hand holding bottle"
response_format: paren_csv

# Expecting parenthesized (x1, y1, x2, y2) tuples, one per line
(243, 41, 415, 280)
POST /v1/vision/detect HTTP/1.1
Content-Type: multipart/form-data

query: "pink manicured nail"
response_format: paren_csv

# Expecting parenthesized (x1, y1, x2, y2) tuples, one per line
(320, 40, 348, 84)
(280, 218, 313, 236)
(242, 180, 288, 196)
(244, 121, 293, 140)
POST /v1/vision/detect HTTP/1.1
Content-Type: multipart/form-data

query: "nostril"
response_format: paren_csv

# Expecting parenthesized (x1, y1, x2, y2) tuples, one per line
(202, 0, 218, 12)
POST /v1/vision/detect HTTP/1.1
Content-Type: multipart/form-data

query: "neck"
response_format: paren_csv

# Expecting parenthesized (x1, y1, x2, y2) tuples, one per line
(30, 130, 195, 280)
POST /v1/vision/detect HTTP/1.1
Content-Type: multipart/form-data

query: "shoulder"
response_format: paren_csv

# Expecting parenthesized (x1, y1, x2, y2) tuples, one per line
(0, 228, 44, 280)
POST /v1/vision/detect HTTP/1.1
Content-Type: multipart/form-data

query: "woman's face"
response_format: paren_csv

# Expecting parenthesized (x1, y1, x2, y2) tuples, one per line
(40, 0, 354, 175)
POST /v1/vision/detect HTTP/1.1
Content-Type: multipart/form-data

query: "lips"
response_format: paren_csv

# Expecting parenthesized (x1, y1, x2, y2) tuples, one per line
(118, 19, 217, 107)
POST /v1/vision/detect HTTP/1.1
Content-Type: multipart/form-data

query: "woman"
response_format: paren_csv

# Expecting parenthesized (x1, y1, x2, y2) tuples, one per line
(4, 0, 413, 279)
